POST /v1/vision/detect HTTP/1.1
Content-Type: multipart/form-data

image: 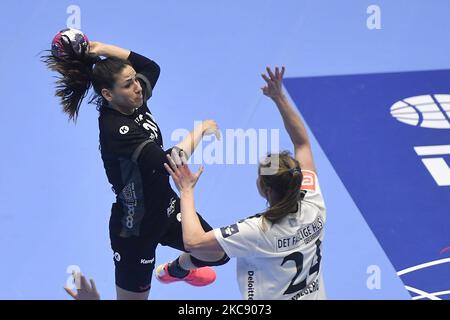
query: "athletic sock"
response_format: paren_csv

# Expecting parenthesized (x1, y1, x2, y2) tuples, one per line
(167, 257, 190, 278)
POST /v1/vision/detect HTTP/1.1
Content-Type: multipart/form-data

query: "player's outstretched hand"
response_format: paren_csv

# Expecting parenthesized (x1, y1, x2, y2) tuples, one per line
(164, 151, 204, 192)
(64, 272, 100, 300)
(261, 66, 285, 100)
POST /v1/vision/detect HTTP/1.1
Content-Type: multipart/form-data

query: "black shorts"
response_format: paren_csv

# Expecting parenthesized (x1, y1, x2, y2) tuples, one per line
(109, 200, 213, 293)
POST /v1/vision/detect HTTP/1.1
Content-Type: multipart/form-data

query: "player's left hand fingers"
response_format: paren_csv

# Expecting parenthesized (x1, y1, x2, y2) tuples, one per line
(280, 66, 285, 79)
(171, 148, 183, 166)
(180, 151, 188, 166)
(164, 163, 175, 177)
(79, 274, 90, 291)
(89, 279, 97, 292)
(261, 73, 272, 84)
(166, 154, 180, 174)
(164, 163, 182, 189)
(177, 151, 192, 176)
(64, 287, 78, 300)
(194, 166, 205, 181)
(266, 67, 276, 81)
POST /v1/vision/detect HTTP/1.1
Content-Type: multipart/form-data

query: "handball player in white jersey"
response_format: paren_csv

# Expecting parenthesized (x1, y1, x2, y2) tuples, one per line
(164, 66, 327, 300)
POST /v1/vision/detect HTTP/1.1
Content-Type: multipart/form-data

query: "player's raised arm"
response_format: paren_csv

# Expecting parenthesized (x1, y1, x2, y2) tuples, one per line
(261, 66, 316, 173)
(164, 152, 224, 253)
(174, 120, 221, 160)
(89, 41, 161, 91)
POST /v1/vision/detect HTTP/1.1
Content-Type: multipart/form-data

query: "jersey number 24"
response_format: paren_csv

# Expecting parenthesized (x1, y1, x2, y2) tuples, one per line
(281, 239, 322, 295)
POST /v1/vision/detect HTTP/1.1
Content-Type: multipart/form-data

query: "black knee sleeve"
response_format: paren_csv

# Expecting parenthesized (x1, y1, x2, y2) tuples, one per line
(190, 253, 230, 267)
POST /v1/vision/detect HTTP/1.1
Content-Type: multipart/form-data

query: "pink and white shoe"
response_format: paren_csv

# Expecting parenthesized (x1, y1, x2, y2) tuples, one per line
(155, 263, 216, 287)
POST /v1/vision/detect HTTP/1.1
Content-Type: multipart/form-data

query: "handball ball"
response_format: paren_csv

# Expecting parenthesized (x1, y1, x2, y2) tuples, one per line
(51, 28, 89, 58)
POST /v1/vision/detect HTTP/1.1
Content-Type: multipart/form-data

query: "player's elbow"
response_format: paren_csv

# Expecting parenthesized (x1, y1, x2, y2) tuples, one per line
(154, 62, 161, 78)
(184, 238, 203, 252)
(152, 61, 161, 78)
(184, 241, 197, 252)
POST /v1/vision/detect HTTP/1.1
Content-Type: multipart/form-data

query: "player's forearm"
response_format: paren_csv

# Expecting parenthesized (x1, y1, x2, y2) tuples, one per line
(175, 125, 204, 160)
(180, 189, 207, 249)
(95, 43, 130, 60)
(273, 94, 310, 147)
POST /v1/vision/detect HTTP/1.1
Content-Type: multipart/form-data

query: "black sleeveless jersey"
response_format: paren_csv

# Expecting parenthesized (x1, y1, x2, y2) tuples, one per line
(98, 51, 177, 238)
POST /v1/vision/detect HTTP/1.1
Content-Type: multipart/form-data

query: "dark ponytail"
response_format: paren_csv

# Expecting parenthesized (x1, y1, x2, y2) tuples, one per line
(258, 151, 303, 227)
(42, 45, 131, 122)
(41, 47, 98, 122)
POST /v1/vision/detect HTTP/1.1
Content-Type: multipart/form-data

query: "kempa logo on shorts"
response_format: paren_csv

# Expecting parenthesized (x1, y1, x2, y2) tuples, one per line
(140, 258, 154, 265)
(119, 125, 130, 135)
(114, 252, 121, 262)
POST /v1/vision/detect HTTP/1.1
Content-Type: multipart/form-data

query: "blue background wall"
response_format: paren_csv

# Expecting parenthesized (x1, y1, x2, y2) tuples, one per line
(0, 0, 448, 299)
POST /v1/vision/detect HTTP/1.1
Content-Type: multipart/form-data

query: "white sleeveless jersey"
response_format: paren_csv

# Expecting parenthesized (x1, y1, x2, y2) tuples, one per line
(213, 170, 326, 300)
